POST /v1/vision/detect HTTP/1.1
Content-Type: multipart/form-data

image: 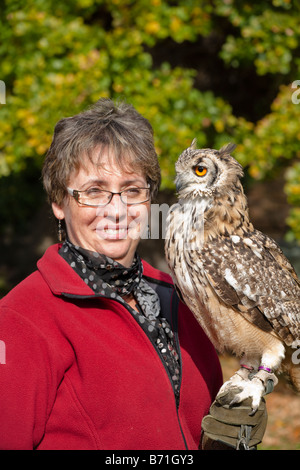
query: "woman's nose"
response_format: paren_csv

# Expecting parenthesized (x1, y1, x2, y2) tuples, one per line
(97, 193, 127, 220)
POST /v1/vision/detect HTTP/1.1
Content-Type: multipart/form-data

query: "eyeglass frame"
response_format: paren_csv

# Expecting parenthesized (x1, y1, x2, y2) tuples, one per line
(66, 185, 151, 207)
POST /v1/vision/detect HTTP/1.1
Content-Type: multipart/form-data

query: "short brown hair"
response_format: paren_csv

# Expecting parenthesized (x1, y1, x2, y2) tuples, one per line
(42, 98, 161, 205)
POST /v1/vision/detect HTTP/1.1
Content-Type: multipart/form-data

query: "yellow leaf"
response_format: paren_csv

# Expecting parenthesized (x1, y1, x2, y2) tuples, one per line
(171, 17, 181, 33)
(145, 21, 160, 35)
(215, 120, 224, 132)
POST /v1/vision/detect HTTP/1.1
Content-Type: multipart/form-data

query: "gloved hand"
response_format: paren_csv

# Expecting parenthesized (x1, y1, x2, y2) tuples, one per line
(201, 397, 268, 450)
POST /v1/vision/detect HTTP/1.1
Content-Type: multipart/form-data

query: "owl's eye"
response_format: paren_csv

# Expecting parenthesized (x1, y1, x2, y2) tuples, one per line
(194, 165, 207, 177)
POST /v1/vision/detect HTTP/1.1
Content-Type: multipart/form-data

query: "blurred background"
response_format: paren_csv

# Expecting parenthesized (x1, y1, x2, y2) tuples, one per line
(0, 0, 299, 449)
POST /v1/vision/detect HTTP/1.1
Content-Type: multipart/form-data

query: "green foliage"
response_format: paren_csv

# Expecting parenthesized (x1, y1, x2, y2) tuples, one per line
(0, 0, 299, 239)
(217, 0, 299, 74)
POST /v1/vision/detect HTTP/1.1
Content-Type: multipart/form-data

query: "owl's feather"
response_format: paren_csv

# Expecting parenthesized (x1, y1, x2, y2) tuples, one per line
(200, 230, 300, 345)
(165, 141, 300, 408)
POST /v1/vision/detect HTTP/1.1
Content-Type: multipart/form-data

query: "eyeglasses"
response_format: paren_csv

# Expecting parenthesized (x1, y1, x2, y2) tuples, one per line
(67, 186, 151, 207)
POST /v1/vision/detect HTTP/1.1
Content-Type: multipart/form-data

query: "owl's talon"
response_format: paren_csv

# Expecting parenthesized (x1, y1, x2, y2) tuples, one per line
(216, 386, 243, 406)
(216, 370, 266, 412)
(216, 374, 246, 406)
(249, 406, 258, 416)
(229, 395, 241, 407)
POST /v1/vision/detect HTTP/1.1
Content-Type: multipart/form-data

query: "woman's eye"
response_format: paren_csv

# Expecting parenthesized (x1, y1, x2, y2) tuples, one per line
(127, 188, 140, 193)
(86, 187, 102, 195)
(194, 166, 207, 177)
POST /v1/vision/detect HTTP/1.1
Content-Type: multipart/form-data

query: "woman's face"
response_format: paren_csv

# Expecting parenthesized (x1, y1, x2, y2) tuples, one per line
(52, 149, 150, 267)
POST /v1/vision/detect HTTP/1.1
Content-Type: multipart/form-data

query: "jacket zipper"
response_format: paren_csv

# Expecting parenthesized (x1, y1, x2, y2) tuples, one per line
(128, 296, 188, 451)
(145, 327, 188, 450)
(61, 290, 189, 449)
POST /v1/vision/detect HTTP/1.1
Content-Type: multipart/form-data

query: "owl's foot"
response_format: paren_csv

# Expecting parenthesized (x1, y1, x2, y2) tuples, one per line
(216, 369, 257, 408)
(216, 367, 278, 415)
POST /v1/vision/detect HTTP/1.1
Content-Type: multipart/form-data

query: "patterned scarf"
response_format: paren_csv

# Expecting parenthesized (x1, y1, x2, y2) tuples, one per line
(59, 239, 181, 402)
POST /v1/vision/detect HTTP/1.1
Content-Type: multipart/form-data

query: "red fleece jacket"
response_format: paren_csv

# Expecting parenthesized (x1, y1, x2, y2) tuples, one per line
(0, 244, 222, 450)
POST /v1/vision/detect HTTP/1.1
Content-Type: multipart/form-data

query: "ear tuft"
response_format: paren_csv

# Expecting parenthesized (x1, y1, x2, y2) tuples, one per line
(191, 138, 197, 149)
(219, 142, 236, 156)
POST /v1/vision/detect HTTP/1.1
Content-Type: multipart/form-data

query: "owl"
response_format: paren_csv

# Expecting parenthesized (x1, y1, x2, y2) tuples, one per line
(165, 140, 300, 413)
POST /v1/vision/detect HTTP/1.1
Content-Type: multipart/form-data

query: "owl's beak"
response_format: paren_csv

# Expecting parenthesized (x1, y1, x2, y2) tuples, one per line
(175, 174, 192, 194)
(175, 175, 183, 192)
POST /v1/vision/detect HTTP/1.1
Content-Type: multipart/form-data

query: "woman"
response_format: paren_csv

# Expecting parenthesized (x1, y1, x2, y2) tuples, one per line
(0, 98, 222, 450)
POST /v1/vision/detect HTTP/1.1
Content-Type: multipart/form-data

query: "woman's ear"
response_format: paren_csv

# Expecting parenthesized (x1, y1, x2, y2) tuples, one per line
(52, 202, 65, 221)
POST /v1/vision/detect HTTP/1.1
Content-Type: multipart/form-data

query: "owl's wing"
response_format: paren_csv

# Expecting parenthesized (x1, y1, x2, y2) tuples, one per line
(199, 230, 300, 345)
(252, 230, 300, 284)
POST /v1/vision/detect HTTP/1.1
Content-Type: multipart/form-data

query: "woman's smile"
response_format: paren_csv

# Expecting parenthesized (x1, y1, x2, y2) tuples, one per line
(96, 224, 128, 240)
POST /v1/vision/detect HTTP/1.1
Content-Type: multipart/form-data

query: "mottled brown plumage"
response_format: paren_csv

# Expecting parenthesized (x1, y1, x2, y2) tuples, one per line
(165, 140, 300, 411)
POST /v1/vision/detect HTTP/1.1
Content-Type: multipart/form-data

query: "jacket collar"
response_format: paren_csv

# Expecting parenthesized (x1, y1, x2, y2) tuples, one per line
(37, 244, 94, 296)
(37, 244, 173, 297)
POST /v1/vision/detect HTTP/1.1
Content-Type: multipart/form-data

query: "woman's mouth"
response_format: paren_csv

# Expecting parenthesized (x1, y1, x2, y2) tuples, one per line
(96, 225, 128, 240)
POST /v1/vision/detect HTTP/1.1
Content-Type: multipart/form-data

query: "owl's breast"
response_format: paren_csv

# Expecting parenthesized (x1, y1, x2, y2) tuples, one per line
(165, 201, 271, 355)
(165, 201, 210, 317)
(165, 199, 208, 262)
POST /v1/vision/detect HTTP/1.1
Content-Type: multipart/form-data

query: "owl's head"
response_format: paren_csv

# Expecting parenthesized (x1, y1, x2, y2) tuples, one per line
(175, 139, 244, 199)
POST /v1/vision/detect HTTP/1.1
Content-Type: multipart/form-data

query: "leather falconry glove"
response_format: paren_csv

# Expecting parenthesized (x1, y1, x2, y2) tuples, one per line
(201, 397, 268, 450)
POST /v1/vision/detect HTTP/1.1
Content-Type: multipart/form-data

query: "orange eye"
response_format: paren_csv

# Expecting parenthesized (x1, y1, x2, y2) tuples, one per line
(194, 165, 207, 177)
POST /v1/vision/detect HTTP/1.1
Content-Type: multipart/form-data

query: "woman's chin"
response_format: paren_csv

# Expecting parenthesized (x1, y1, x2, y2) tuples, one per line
(93, 233, 139, 266)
